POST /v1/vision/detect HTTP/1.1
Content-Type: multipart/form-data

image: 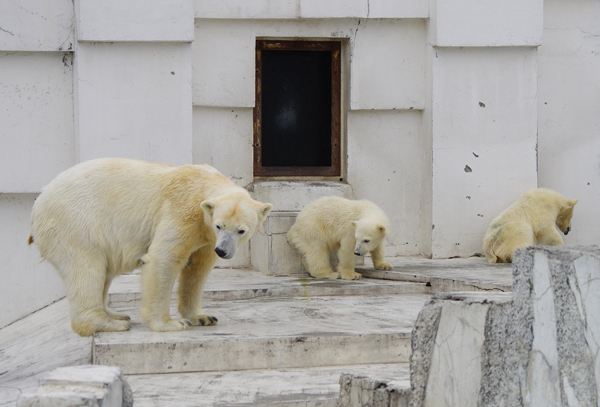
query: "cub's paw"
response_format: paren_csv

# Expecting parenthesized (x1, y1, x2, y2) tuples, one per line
(340, 271, 362, 280)
(189, 314, 218, 326)
(149, 318, 191, 332)
(375, 262, 393, 271)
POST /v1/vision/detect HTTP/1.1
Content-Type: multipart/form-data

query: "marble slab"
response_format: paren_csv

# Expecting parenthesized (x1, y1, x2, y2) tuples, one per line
(127, 363, 409, 407)
(107, 268, 431, 309)
(358, 256, 512, 292)
(94, 294, 430, 374)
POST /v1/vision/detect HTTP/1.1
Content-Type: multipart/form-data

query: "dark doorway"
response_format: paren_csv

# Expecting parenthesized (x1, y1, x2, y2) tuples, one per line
(254, 40, 341, 177)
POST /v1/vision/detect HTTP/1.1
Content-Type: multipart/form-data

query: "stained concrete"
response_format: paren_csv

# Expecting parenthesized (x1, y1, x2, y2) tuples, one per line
(0, 257, 514, 407)
(17, 365, 133, 407)
(128, 363, 409, 407)
(358, 257, 512, 292)
(94, 294, 430, 374)
(107, 268, 431, 309)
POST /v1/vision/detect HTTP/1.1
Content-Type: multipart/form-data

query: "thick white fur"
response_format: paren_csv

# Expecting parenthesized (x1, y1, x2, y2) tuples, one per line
(29, 158, 272, 336)
(287, 197, 392, 280)
(483, 188, 577, 263)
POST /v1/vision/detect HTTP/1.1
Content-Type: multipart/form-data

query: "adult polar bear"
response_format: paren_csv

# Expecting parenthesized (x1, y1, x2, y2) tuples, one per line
(29, 158, 272, 336)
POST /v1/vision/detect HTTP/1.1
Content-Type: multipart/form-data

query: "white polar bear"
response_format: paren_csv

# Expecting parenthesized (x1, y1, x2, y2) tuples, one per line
(483, 188, 577, 263)
(287, 196, 392, 280)
(29, 158, 272, 336)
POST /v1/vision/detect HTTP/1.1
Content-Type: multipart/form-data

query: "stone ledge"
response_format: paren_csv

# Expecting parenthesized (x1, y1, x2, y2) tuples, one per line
(17, 365, 132, 407)
(396, 245, 600, 407)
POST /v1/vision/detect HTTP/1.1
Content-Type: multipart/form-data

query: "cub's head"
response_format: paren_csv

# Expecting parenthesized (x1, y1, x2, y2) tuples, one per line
(351, 218, 388, 256)
(201, 193, 272, 259)
(556, 198, 578, 235)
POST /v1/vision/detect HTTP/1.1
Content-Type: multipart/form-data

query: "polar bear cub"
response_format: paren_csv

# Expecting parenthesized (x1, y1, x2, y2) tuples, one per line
(483, 188, 577, 263)
(29, 158, 272, 336)
(287, 196, 392, 280)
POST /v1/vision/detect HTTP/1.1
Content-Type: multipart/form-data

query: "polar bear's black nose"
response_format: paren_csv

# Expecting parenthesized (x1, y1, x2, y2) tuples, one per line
(354, 251, 361, 256)
(215, 247, 227, 258)
(564, 227, 570, 235)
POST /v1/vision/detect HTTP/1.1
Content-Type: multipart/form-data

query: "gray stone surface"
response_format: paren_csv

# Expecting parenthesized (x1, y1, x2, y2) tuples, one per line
(0, 299, 92, 407)
(358, 257, 512, 292)
(16, 365, 132, 407)
(107, 268, 431, 309)
(94, 294, 429, 374)
(0, 258, 519, 407)
(128, 363, 408, 407)
(408, 301, 442, 407)
(338, 372, 410, 407)
(406, 245, 600, 407)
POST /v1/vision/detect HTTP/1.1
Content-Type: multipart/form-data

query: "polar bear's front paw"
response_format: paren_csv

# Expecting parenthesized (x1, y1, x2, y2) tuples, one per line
(149, 318, 192, 332)
(189, 314, 218, 326)
(375, 261, 392, 271)
(308, 270, 340, 279)
(340, 271, 362, 280)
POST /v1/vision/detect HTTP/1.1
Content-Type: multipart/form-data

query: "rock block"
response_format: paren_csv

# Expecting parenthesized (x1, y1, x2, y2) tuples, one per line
(17, 365, 132, 407)
(407, 245, 600, 407)
(339, 373, 410, 407)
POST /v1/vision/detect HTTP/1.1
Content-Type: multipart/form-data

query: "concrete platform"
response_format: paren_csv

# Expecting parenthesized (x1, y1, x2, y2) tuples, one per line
(127, 363, 409, 407)
(94, 294, 430, 374)
(359, 256, 512, 292)
(0, 257, 513, 407)
(107, 268, 431, 309)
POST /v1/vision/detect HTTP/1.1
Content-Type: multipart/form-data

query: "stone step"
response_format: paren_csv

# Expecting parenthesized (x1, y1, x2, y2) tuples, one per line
(126, 363, 410, 407)
(107, 268, 432, 309)
(94, 293, 430, 375)
(358, 256, 512, 292)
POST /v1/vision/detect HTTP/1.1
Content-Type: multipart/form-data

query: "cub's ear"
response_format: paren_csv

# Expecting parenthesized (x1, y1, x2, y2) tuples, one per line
(568, 199, 579, 207)
(351, 221, 358, 228)
(201, 200, 216, 217)
(258, 203, 273, 220)
(377, 224, 386, 234)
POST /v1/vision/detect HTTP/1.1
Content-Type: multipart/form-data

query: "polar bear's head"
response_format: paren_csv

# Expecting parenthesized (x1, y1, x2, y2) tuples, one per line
(556, 198, 578, 235)
(351, 218, 388, 256)
(201, 193, 272, 259)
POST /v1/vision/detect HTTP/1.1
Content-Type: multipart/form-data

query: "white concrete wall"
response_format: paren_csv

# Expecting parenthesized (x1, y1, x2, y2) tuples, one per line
(0, 51, 75, 193)
(427, 0, 543, 258)
(0, 1, 75, 328)
(0, 195, 65, 329)
(430, 47, 539, 258)
(537, 0, 600, 247)
(74, 42, 193, 164)
(0, 0, 195, 327)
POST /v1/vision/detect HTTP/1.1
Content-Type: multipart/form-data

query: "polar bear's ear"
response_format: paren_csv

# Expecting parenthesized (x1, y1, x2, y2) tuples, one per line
(568, 199, 579, 207)
(258, 203, 273, 220)
(377, 224, 386, 233)
(351, 221, 358, 228)
(201, 200, 216, 216)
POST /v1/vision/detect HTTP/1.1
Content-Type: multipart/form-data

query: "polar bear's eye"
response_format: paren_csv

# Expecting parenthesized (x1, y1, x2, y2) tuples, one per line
(363, 239, 370, 243)
(238, 229, 246, 235)
(216, 225, 221, 230)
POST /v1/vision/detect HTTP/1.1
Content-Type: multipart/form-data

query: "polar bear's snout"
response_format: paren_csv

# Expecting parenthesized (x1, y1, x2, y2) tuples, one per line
(564, 227, 570, 235)
(354, 243, 368, 257)
(215, 230, 237, 259)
